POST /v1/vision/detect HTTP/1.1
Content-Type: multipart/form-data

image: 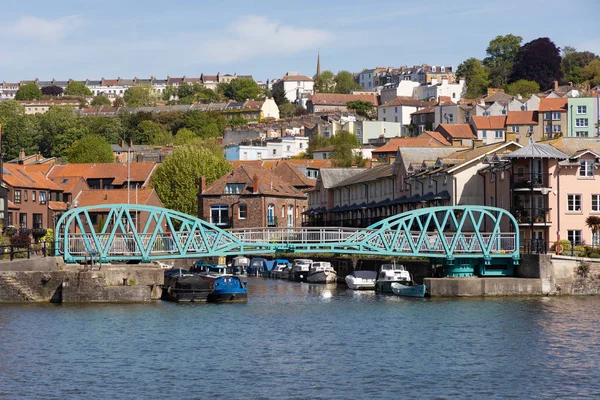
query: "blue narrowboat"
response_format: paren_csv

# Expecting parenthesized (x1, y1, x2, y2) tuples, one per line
(248, 258, 268, 276)
(205, 275, 248, 303)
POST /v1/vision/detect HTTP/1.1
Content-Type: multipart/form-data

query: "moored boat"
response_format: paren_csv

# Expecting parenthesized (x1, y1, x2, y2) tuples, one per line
(247, 258, 268, 276)
(161, 269, 213, 302)
(375, 263, 411, 293)
(291, 259, 312, 282)
(307, 261, 337, 284)
(205, 274, 248, 303)
(391, 282, 427, 298)
(345, 270, 377, 290)
(230, 256, 250, 275)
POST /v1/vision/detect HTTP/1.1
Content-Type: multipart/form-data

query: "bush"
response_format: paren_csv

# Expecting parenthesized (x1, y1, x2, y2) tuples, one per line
(589, 253, 600, 259)
(554, 239, 572, 252)
(577, 261, 590, 277)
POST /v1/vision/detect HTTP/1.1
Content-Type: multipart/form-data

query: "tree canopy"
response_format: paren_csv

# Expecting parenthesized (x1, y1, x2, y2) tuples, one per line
(66, 135, 114, 163)
(134, 120, 171, 145)
(218, 78, 265, 102)
(41, 85, 63, 96)
(151, 145, 232, 215)
(314, 70, 335, 93)
(504, 80, 540, 98)
(334, 71, 360, 94)
(561, 47, 598, 84)
(582, 59, 600, 87)
(306, 131, 364, 167)
(90, 96, 112, 107)
(510, 37, 562, 91)
(123, 84, 157, 107)
(270, 85, 289, 106)
(278, 102, 297, 118)
(347, 100, 375, 118)
(483, 34, 522, 87)
(15, 83, 42, 100)
(456, 58, 490, 98)
(64, 81, 93, 96)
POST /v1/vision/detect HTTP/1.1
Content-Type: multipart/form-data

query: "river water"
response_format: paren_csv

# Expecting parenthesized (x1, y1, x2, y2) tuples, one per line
(1, 278, 599, 399)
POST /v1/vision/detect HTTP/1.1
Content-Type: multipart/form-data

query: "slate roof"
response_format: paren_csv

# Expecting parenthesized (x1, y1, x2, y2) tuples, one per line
(546, 137, 600, 157)
(503, 143, 569, 159)
(319, 168, 366, 189)
(444, 142, 521, 172)
(395, 147, 460, 172)
(202, 165, 305, 198)
(333, 164, 393, 187)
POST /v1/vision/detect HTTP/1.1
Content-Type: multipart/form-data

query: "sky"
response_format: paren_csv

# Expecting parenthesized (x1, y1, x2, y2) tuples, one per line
(0, 0, 599, 82)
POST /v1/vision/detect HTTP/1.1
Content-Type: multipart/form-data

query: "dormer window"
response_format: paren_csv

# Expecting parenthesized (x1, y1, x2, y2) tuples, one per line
(224, 183, 246, 194)
(579, 160, 594, 178)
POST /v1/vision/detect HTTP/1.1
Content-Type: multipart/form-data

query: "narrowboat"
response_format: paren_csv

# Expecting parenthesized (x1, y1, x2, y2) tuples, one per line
(161, 269, 213, 302)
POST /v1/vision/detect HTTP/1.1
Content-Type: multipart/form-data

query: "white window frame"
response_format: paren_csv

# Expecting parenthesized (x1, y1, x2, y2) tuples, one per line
(552, 125, 561, 133)
(567, 194, 582, 212)
(577, 105, 587, 114)
(552, 112, 560, 121)
(567, 230, 582, 246)
(575, 118, 588, 127)
(579, 160, 594, 178)
(238, 203, 247, 219)
(592, 194, 600, 212)
(495, 130, 503, 139)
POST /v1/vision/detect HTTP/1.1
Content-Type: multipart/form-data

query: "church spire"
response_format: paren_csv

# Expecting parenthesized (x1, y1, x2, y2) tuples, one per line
(316, 51, 321, 78)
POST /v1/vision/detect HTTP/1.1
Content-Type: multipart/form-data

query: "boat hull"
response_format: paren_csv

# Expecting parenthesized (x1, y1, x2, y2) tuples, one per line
(345, 277, 375, 290)
(376, 280, 409, 293)
(391, 283, 427, 298)
(161, 288, 211, 302)
(307, 271, 337, 284)
(207, 292, 248, 303)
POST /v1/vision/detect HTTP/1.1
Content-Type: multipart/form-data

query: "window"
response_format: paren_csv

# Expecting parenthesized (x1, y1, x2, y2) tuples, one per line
(577, 105, 587, 114)
(528, 126, 534, 134)
(286, 145, 291, 152)
(267, 204, 275, 225)
(257, 152, 262, 159)
(394, 116, 398, 122)
(7, 212, 12, 227)
(490, 173, 495, 183)
(32, 191, 36, 202)
(14, 190, 21, 204)
(19, 213, 27, 229)
(210, 205, 229, 226)
(512, 126, 519, 133)
(567, 230, 582, 246)
(299, 143, 303, 149)
(482, 130, 487, 138)
(489, 196, 495, 207)
(501, 109, 507, 115)
(552, 112, 560, 120)
(287, 205, 293, 227)
(500, 196, 504, 209)
(544, 112, 550, 120)
(33, 214, 43, 229)
(224, 183, 245, 194)
(24, 190, 28, 202)
(281, 205, 285, 217)
(579, 160, 594, 177)
(575, 131, 589, 137)
(500, 171, 505, 181)
(575, 118, 588, 127)
(553, 125, 561, 133)
(39, 191, 47, 204)
(238, 203, 247, 219)
(495, 131, 503, 139)
(567, 194, 582, 212)
(592, 194, 600, 212)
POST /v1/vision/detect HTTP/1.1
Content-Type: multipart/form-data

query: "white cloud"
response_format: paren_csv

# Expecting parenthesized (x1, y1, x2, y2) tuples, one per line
(198, 16, 332, 64)
(10, 15, 83, 43)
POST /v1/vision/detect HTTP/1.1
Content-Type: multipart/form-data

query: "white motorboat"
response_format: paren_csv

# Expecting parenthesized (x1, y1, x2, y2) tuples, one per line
(269, 262, 288, 279)
(375, 263, 411, 293)
(345, 270, 377, 290)
(307, 262, 337, 284)
(391, 282, 427, 297)
(291, 259, 313, 282)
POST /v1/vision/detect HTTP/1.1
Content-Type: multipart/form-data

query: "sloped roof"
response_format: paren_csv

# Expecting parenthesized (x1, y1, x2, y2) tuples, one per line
(395, 147, 460, 172)
(74, 189, 162, 207)
(373, 137, 447, 154)
(47, 162, 157, 186)
(506, 111, 538, 125)
(2, 164, 63, 191)
(503, 143, 569, 159)
(333, 164, 394, 187)
(444, 142, 522, 172)
(319, 168, 366, 189)
(380, 96, 430, 108)
(202, 165, 305, 198)
(279, 75, 313, 82)
(418, 131, 451, 146)
(438, 124, 476, 139)
(271, 162, 316, 188)
(544, 137, 600, 157)
(309, 93, 378, 106)
(470, 116, 507, 131)
(50, 176, 89, 194)
(538, 98, 567, 112)
(411, 107, 434, 115)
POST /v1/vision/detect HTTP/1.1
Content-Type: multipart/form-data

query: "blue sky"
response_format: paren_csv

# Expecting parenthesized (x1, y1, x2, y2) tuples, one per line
(1, 0, 599, 82)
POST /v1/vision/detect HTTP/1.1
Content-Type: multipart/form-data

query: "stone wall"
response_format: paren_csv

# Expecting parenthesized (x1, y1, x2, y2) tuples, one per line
(425, 277, 542, 297)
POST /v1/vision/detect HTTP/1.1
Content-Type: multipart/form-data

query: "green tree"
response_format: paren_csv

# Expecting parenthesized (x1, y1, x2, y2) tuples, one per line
(41, 85, 63, 96)
(173, 127, 196, 145)
(306, 135, 332, 158)
(504, 79, 540, 98)
(483, 34, 523, 87)
(0, 103, 41, 160)
(15, 83, 42, 100)
(561, 47, 598, 85)
(123, 84, 157, 107)
(183, 110, 226, 139)
(314, 70, 335, 93)
(510, 37, 562, 91)
(39, 106, 85, 157)
(270, 85, 289, 106)
(66, 135, 114, 163)
(456, 58, 490, 98)
(278, 102, 297, 118)
(81, 116, 123, 144)
(134, 120, 171, 145)
(151, 145, 232, 215)
(64, 81, 93, 96)
(219, 78, 265, 101)
(113, 97, 125, 107)
(90, 96, 112, 107)
(331, 131, 361, 167)
(334, 70, 360, 94)
(347, 100, 375, 118)
(582, 59, 600, 87)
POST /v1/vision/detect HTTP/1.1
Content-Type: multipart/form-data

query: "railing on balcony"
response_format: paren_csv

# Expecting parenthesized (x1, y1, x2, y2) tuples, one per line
(512, 173, 552, 189)
(302, 216, 388, 228)
(523, 239, 547, 254)
(512, 207, 551, 224)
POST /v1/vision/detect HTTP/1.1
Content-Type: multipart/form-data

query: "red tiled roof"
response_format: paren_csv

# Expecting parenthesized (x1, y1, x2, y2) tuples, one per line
(3, 164, 63, 191)
(538, 98, 567, 112)
(437, 96, 453, 105)
(8, 200, 19, 210)
(279, 75, 313, 82)
(438, 124, 477, 139)
(202, 165, 306, 198)
(74, 189, 162, 207)
(411, 107, 434, 115)
(50, 176, 89, 193)
(380, 96, 432, 108)
(272, 163, 316, 188)
(506, 111, 538, 125)
(373, 137, 447, 154)
(102, 79, 119, 86)
(47, 162, 157, 187)
(470, 116, 507, 131)
(309, 93, 378, 106)
(417, 131, 451, 146)
(48, 201, 67, 211)
(243, 101, 264, 109)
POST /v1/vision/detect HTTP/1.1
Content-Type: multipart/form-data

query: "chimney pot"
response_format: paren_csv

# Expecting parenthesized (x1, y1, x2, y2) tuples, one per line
(253, 175, 259, 193)
(199, 176, 206, 194)
(553, 80, 559, 91)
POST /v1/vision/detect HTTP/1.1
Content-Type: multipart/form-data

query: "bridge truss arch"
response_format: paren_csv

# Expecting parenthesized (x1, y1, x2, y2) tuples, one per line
(55, 204, 519, 265)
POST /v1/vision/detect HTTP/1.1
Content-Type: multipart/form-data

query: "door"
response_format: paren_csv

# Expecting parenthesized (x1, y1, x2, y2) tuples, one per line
(531, 159, 543, 186)
(533, 196, 545, 221)
(533, 230, 545, 253)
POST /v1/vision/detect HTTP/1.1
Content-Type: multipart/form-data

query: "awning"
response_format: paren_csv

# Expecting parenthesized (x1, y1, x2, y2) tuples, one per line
(433, 190, 451, 201)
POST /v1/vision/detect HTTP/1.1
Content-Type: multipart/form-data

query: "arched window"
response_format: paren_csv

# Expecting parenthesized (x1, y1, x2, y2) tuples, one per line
(287, 205, 294, 227)
(281, 205, 285, 217)
(238, 203, 247, 220)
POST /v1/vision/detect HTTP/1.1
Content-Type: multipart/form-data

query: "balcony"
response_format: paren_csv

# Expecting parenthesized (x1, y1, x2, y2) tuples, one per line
(512, 173, 552, 190)
(512, 207, 552, 225)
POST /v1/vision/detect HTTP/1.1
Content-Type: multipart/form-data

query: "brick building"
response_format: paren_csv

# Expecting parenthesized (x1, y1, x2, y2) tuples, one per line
(198, 165, 308, 229)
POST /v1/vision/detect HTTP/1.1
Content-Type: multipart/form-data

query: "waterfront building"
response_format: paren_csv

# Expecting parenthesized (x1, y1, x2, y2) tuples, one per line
(505, 111, 542, 144)
(46, 162, 158, 190)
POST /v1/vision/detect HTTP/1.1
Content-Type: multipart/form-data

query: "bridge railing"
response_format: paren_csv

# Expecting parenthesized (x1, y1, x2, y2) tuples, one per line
(229, 227, 364, 244)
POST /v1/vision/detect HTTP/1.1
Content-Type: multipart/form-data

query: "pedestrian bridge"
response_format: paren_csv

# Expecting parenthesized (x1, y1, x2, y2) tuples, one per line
(55, 204, 520, 270)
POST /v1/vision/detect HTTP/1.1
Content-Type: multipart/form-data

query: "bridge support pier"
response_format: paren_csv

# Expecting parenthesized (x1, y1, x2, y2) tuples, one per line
(438, 258, 515, 278)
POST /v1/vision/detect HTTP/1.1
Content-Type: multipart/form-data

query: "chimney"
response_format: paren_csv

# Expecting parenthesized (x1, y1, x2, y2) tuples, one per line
(253, 175, 259, 193)
(472, 139, 484, 148)
(19, 149, 25, 160)
(199, 176, 206, 194)
(553, 80, 558, 91)
(121, 139, 125, 147)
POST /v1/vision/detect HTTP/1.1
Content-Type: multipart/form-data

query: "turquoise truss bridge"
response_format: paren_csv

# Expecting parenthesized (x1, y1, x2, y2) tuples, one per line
(55, 204, 519, 275)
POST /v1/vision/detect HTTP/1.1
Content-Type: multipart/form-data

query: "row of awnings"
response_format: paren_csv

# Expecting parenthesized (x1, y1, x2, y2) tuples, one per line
(303, 190, 451, 215)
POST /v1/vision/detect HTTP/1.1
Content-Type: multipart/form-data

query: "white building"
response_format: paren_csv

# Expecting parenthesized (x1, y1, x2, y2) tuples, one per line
(380, 82, 420, 104)
(225, 136, 309, 161)
(377, 97, 430, 135)
(272, 72, 314, 104)
(413, 78, 465, 103)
